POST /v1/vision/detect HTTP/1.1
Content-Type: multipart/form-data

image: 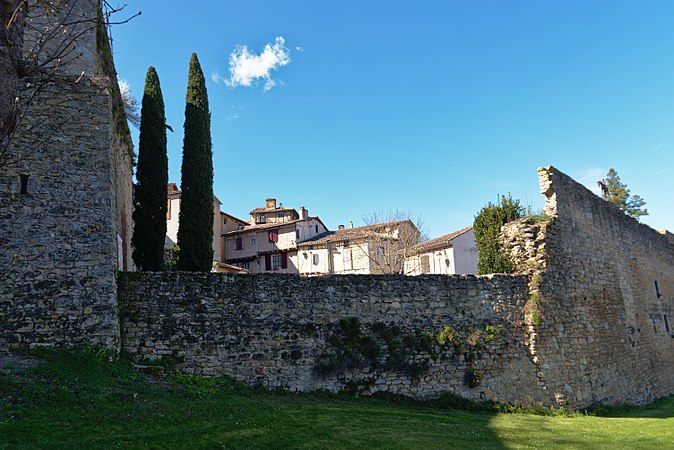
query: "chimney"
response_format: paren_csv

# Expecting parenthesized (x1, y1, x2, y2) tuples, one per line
(265, 198, 277, 210)
(349, 221, 354, 228)
(299, 206, 309, 220)
(338, 224, 345, 230)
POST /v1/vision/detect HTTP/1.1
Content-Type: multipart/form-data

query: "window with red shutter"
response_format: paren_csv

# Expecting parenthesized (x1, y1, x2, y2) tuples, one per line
(269, 229, 279, 243)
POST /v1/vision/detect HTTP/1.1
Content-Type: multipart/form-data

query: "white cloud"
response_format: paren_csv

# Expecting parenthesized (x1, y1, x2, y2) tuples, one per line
(211, 70, 224, 84)
(226, 36, 291, 91)
(295, 46, 304, 52)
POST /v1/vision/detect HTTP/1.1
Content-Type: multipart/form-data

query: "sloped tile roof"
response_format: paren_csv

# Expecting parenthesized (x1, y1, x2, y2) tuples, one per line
(297, 220, 414, 246)
(409, 226, 473, 253)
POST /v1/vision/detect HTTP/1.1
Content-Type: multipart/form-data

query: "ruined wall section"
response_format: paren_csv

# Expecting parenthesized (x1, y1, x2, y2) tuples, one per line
(0, 0, 133, 349)
(530, 166, 674, 406)
(119, 273, 542, 403)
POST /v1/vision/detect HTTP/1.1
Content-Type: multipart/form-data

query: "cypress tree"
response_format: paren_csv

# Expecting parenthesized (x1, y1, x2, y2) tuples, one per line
(132, 66, 168, 271)
(177, 53, 214, 271)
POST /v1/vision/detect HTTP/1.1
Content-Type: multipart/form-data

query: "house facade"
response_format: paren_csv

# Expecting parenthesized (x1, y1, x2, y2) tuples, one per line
(296, 221, 420, 276)
(165, 182, 248, 268)
(223, 199, 328, 273)
(403, 226, 478, 275)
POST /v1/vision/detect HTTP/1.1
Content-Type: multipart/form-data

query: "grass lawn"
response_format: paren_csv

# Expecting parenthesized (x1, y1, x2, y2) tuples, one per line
(1, 348, 673, 449)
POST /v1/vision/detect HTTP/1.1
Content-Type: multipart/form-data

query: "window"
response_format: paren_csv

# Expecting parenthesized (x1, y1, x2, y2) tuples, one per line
(223, 217, 227, 225)
(255, 214, 266, 224)
(235, 238, 243, 250)
(343, 247, 352, 270)
(269, 229, 279, 243)
(313, 253, 319, 266)
(315, 225, 319, 233)
(251, 237, 256, 246)
(269, 253, 287, 270)
(18, 174, 29, 194)
(296, 229, 300, 240)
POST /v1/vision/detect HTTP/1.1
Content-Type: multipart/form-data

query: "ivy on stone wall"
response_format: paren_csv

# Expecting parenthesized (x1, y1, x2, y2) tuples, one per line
(314, 318, 499, 392)
(313, 318, 434, 385)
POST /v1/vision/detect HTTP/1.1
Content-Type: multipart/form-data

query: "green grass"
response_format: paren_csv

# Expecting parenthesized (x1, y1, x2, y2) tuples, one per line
(1, 349, 673, 449)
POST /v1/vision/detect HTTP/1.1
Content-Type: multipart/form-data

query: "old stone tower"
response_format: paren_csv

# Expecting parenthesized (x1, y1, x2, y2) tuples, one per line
(0, 0, 133, 350)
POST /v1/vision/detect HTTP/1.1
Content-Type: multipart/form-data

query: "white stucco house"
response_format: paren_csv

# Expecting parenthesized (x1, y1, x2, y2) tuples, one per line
(296, 220, 421, 276)
(403, 226, 478, 275)
(222, 198, 328, 274)
(165, 182, 249, 272)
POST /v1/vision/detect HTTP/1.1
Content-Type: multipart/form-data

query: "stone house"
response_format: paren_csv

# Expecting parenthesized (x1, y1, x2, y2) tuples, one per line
(223, 198, 328, 273)
(403, 226, 478, 275)
(296, 221, 420, 276)
(165, 182, 248, 268)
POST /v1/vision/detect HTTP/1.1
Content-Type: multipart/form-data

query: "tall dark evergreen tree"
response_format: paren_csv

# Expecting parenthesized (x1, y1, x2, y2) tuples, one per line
(177, 53, 214, 271)
(132, 66, 168, 271)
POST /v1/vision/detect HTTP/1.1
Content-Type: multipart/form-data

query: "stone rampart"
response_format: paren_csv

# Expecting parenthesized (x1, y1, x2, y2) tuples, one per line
(526, 167, 674, 406)
(118, 166, 674, 407)
(119, 273, 540, 403)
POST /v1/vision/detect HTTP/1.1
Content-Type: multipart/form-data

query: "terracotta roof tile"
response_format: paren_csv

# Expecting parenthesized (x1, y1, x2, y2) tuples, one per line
(409, 226, 473, 253)
(297, 220, 414, 246)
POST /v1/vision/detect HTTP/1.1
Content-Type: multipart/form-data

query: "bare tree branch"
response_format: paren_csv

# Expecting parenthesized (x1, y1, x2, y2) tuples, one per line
(0, 0, 140, 168)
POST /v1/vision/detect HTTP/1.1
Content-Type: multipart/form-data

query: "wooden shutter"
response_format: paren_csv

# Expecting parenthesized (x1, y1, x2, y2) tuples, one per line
(265, 254, 271, 271)
(281, 252, 288, 269)
(421, 255, 431, 274)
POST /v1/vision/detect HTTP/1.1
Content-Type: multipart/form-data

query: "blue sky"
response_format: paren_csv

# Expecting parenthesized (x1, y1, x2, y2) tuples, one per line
(112, 1, 674, 237)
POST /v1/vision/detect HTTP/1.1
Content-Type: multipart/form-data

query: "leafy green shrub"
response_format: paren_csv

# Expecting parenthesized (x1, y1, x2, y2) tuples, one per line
(473, 194, 524, 274)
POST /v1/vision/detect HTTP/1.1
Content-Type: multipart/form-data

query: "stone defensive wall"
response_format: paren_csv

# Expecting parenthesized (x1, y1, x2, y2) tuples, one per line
(508, 167, 674, 406)
(119, 272, 540, 403)
(119, 166, 674, 407)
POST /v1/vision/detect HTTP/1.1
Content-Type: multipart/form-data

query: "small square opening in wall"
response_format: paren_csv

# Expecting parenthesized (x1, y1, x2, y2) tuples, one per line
(18, 174, 29, 194)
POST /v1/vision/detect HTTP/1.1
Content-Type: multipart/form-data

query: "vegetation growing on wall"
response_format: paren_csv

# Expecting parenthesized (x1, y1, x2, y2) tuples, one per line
(474, 194, 524, 274)
(313, 318, 434, 389)
(434, 324, 501, 389)
(315, 319, 501, 392)
(96, 6, 134, 163)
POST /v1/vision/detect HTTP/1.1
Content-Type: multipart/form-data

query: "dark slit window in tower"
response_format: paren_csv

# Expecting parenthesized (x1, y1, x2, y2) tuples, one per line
(664, 315, 670, 334)
(18, 174, 29, 194)
(655, 280, 662, 298)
